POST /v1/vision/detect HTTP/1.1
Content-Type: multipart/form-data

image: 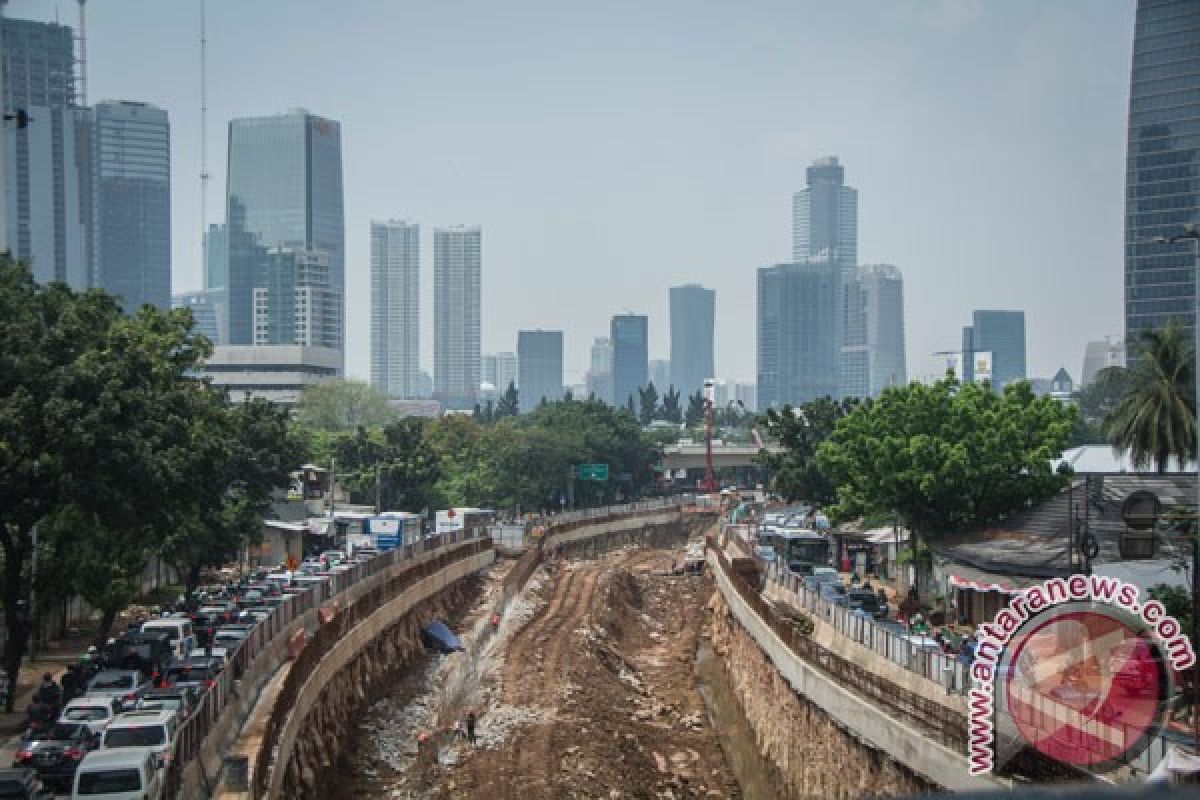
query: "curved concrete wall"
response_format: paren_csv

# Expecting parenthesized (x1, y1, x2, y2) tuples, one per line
(709, 551, 1009, 792)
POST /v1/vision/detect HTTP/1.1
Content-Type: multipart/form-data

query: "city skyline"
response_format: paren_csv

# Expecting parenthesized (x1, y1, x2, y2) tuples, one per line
(5, 1, 1136, 385)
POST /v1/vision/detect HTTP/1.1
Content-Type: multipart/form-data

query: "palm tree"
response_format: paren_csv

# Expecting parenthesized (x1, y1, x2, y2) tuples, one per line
(1104, 321, 1196, 472)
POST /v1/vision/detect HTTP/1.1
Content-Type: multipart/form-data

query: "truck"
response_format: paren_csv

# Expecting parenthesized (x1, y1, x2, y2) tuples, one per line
(434, 508, 494, 537)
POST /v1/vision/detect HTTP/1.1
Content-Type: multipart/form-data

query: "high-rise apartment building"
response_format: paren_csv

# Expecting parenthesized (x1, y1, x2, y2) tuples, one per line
(586, 337, 613, 404)
(1124, 0, 1200, 340)
(433, 225, 482, 408)
(757, 257, 842, 408)
(517, 330, 564, 412)
(1081, 337, 1126, 387)
(370, 220, 420, 399)
(793, 156, 857, 264)
(0, 17, 87, 288)
(611, 315, 648, 411)
(669, 284, 715, 397)
(961, 310, 1026, 389)
(89, 101, 170, 311)
(225, 110, 344, 356)
(253, 248, 341, 350)
(840, 265, 906, 399)
(483, 352, 518, 392)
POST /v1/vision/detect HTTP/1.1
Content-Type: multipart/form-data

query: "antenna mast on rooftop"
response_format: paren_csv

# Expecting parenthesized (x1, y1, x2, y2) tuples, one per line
(200, 0, 209, 285)
(76, 0, 87, 106)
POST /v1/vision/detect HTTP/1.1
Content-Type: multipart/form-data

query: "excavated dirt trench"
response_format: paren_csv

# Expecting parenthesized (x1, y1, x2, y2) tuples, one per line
(333, 539, 755, 800)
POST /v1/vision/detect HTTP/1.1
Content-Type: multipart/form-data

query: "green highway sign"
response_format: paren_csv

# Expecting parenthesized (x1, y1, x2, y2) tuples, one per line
(578, 463, 609, 481)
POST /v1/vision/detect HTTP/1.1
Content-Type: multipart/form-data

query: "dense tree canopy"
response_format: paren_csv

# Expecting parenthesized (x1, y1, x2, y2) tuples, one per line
(296, 379, 398, 432)
(757, 397, 857, 505)
(0, 258, 299, 707)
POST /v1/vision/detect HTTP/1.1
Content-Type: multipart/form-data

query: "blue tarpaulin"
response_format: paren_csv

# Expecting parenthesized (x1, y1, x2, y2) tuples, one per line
(422, 619, 463, 653)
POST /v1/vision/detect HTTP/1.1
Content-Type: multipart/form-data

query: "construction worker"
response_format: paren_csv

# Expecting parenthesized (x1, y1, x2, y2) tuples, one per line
(465, 708, 477, 746)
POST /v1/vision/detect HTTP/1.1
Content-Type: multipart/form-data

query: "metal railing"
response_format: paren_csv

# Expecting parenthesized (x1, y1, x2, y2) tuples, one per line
(709, 535, 969, 753)
(162, 526, 488, 797)
(765, 562, 971, 693)
(252, 537, 493, 799)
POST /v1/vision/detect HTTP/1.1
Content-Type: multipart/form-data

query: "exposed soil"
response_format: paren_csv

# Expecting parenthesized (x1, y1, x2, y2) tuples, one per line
(435, 545, 740, 800)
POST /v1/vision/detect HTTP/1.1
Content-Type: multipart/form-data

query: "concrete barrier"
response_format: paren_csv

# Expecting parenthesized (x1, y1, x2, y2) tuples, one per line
(709, 548, 1009, 792)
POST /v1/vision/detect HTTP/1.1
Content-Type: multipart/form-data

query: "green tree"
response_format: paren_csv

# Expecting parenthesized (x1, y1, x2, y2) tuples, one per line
(816, 376, 1075, 593)
(661, 385, 683, 424)
(638, 382, 660, 425)
(1104, 323, 1196, 472)
(758, 397, 856, 505)
(296, 379, 397, 432)
(496, 382, 519, 418)
(684, 390, 707, 428)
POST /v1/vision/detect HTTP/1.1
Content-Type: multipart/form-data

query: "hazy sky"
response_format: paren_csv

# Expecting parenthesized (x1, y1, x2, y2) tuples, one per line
(10, 0, 1136, 386)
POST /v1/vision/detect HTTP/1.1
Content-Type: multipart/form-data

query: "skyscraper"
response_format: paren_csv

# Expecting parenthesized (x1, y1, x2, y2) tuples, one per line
(434, 225, 482, 408)
(483, 352, 518, 393)
(0, 17, 87, 288)
(370, 220, 420, 399)
(205, 223, 227, 291)
(1081, 337, 1126, 387)
(793, 156, 857, 264)
(172, 290, 220, 344)
(586, 337, 613, 404)
(840, 265, 906, 399)
(610, 315, 648, 411)
(254, 248, 341, 350)
(757, 257, 842, 408)
(225, 110, 344, 354)
(89, 101, 171, 311)
(1124, 0, 1200, 340)
(669, 284, 715, 398)
(961, 310, 1026, 389)
(649, 359, 672, 391)
(517, 330, 564, 412)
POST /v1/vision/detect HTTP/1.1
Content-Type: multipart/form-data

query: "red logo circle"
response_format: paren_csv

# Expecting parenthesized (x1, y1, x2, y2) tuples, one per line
(1002, 608, 1169, 770)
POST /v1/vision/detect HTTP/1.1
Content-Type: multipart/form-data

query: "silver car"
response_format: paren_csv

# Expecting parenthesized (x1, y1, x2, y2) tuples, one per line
(84, 671, 151, 712)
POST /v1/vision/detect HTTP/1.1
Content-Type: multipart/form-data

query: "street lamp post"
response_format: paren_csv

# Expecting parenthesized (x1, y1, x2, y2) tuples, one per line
(1153, 223, 1200, 744)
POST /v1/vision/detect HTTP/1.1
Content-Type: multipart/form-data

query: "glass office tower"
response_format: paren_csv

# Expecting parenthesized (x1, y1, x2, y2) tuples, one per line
(669, 284, 716, 398)
(225, 110, 344, 355)
(89, 101, 171, 311)
(1124, 0, 1200, 339)
(611, 314, 649, 411)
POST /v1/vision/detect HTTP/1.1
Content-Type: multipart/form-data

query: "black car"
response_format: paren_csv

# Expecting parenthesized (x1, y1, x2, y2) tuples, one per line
(163, 656, 222, 690)
(103, 630, 174, 676)
(786, 560, 815, 577)
(10, 723, 97, 792)
(137, 686, 203, 720)
(846, 589, 885, 618)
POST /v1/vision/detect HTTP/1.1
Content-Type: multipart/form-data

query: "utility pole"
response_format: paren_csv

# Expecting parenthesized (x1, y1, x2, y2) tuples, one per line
(375, 463, 381, 513)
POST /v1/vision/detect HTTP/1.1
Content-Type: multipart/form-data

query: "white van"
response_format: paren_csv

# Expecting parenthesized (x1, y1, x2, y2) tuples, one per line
(72, 747, 163, 799)
(140, 617, 195, 660)
(100, 710, 179, 766)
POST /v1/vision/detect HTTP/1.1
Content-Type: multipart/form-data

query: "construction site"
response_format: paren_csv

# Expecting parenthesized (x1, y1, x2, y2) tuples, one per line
(328, 525, 771, 800)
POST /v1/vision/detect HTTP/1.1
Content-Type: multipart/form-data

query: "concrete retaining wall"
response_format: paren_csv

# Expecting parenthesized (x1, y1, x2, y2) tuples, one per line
(709, 550, 1009, 793)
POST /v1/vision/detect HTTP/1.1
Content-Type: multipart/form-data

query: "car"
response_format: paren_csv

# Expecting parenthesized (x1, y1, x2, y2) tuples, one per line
(805, 567, 840, 590)
(71, 748, 163, 800)
(135, 688, 201, 722)
(846, 589, 885, 618)
(786, 560, 815, 577)
(211, 627, 251, 651)
(319, 549, 346, 566)
(59, 699, 120, 736)
(11, 722, 99, 792)
(138, 618, 196, 661)
(99, 711, 179, 767)
(162, 657, 221, 691)
(0, 768, 53, 800)
(187, 645, 228, 667)
(819, 583, 847, 605)
(84, 672, 151, 713)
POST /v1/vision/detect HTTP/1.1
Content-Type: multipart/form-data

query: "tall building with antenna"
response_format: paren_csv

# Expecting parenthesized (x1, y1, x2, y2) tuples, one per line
(0, 14, 88, 288)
